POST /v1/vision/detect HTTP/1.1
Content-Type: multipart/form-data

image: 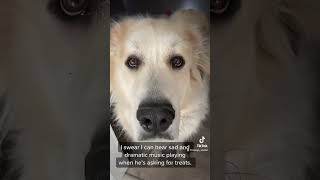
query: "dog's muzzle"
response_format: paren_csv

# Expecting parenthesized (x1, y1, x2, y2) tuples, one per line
(136, 100, 175, 135)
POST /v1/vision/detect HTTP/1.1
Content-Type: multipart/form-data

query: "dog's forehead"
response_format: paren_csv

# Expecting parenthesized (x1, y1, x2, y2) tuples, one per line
(125, 20, 183, 51)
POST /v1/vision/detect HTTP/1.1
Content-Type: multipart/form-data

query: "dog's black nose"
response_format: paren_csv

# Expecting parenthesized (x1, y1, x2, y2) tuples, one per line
(137, 101, 175, 133)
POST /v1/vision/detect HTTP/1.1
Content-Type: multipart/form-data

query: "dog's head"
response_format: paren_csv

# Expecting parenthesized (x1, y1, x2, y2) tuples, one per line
(110, 10, 209, 141)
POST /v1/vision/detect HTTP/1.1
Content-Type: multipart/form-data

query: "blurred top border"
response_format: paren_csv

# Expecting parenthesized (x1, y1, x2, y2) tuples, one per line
(110, 0, 210, 20)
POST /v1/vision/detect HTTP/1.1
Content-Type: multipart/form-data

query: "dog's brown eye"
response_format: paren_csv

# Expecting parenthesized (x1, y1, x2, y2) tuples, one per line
(170, 56, 185, 69)
(60, 0, 89, 16)
(126, 56, 141, 69)
(212, 0, 230, 14)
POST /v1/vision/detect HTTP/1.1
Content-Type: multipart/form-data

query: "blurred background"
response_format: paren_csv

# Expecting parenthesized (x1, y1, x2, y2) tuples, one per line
(1, 0, 320, 180)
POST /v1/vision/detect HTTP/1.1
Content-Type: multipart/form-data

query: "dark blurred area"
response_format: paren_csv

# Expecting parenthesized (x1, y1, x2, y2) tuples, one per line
(212, 0, 320, 179)
(111, 0, 209, 18)
(0, 0, 320, 180)
(1, 1, 109, 180)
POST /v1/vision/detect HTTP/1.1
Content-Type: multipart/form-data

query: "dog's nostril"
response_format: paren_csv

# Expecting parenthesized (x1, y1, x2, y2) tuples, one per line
(160, 119, 167, 125)
(159, 118, 171, 131)
(141, 118, 152, 129)
(144, 118, 152, 125)
(140, 118, 156, 133)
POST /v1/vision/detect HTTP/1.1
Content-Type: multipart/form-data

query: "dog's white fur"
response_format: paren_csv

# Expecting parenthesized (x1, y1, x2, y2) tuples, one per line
(110, 10, 210, 141)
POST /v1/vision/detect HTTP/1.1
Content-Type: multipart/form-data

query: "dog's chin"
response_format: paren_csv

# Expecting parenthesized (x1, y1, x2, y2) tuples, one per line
(137, 138, 175, 143)
(136, 132, 175, 142)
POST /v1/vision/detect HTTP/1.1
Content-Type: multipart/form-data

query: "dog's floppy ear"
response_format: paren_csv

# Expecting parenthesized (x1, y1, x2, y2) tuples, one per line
(110, 17, 142, 59)
(110, 19, 131, 93)
(110, 20, 124, 59)
(171, 10, 210, 79)
(171, 9, 209, 36)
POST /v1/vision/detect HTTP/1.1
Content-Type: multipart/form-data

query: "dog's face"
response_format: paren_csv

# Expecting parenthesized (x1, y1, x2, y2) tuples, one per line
(110, 10, 209, 141)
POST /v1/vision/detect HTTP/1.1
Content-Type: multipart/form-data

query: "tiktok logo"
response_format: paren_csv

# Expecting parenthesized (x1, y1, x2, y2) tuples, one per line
(199, 136, 205, 144)
(192, 136, 208, 151)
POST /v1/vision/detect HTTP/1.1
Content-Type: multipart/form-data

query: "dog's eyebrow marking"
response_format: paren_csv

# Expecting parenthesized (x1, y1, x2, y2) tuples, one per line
(171, 40, 179, 48)
(171, 36, 186, 46)
(128, 40, 140, 50)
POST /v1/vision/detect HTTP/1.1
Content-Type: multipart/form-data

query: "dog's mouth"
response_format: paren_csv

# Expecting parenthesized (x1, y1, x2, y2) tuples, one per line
(138, 132, 174, 141)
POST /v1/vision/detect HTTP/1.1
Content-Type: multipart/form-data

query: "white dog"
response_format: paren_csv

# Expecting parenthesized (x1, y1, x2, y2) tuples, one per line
(110, 10, 210, 142)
